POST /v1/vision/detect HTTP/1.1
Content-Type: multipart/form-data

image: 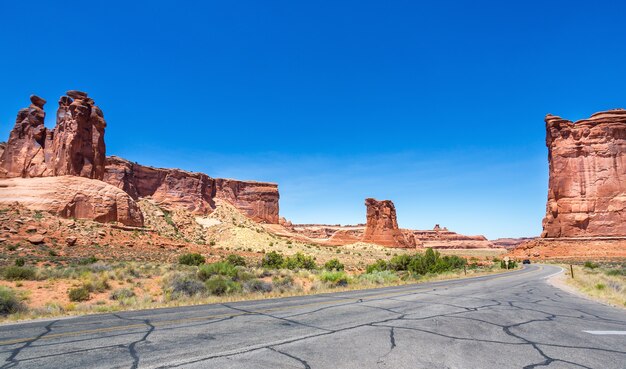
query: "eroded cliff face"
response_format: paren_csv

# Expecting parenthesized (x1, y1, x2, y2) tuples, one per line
(542, 109, 626, 237)
(362, 198, 416, 248)
(0, 92, 106, 180)
(104, 156, 279, 223)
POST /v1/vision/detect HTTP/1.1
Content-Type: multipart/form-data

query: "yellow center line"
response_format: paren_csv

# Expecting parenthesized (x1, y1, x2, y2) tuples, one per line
(0, 267, 537, 346)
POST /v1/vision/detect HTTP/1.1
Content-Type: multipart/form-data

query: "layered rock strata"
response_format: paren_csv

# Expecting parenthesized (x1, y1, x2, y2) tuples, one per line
(542, 109, 626, 237)
(104, 156, 279, 223)
(0, 176, 143, 226)
(0, 92, 106, 179)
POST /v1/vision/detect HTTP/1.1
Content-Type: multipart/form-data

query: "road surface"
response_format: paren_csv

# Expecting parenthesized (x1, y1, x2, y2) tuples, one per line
(0, 265, 624, 368)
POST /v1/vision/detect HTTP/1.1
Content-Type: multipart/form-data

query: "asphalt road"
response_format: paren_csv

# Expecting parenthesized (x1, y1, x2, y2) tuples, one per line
(0, 265, 624, 368)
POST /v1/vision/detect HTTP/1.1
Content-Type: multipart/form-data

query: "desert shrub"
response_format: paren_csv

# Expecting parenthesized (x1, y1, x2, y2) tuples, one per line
(78, 256, 99, 265)
(6, 244, 17, 252)
(595, 283, 606, 290)
(163, 272, 206, 298)
(2, 266, 36, 281)
(262, 251, 285, 269)
(359, 270, 399, 284)
(205, 276, 241, 296)
(82, 273, 110, 293)
(272, 275, 294, 290)
(14, 258, 25, 267)
(584, 261, 599, 269)
(198, 262, 238, 280)
(243, 279, 273, 293)
(284, 253, 317, 270)
(605, 268, 626, 276)
(320, 271, 349, 287)
(0, 286, 23, 315)
(324, 259, 344, 271)
(178, 253, 205, 266)
(226, 254, 246, 267)
(110, 288, 135, 301)
(366, 259, 389, 274)
(389, 254, 412, 271)
(68, 286, 90, 302)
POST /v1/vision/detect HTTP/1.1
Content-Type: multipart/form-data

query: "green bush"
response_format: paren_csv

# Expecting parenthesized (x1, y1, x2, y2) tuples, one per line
(226, 254, 246, 267)
(178, 253, 206, 266)
(262, 251, 285, 269)
(14, 258, 25, 267)
(284, 252, 317, 270)
(0, 286, 23, 315)
(68, 286, 90, 302)
(198, 262, 238, 280)
(389, 254, 412, 271)
(324, 259, 344, 271)
(205, 276, 241, 296)
(320, 271, 349, 286)
(584, 261, 599, 269)
(366, 259, 389, 273)
(110, 288, 135, 301)
(2, 266, 36, 281)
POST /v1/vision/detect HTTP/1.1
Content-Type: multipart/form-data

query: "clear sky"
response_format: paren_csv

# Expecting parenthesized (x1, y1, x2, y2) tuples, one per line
(1, 1, 625, 239)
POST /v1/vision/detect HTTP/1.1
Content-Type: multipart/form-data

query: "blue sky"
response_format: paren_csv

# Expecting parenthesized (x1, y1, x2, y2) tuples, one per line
(1, 1, 625, 238)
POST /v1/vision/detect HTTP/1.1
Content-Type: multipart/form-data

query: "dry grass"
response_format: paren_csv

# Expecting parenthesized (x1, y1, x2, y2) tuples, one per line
(564, 264, 626, 308)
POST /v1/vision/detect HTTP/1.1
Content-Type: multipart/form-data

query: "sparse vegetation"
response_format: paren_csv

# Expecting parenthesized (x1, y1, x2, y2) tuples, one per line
(68, 287, 90, 302)
(2, 266, 36, 281)
(0, 286, 23, 315)
(226, 254, 246, 267)
(565, 264, 625, 308)
(324, 259, 344, 271)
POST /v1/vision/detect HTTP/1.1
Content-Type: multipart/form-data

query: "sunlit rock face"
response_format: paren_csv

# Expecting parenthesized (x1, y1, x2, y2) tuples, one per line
(104, 156, 280, 224)
(0, 91, 106, 180)
(362, 198, 416, 248)
(542, 109, 626, 237)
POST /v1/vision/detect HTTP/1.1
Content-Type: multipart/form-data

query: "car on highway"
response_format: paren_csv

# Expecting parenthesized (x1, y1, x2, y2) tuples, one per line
(522, 259, 531, 264)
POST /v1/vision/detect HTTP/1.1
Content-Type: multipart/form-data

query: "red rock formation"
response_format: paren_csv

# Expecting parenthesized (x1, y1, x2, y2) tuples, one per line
(412, 225, 496, 249)
(104, 156, 215, 214)
(0, 176, 143, 226)
(104, 156, 280, 223)
(0, 91, 106, 180)
(542, 109, 626, 237)
(214, 179, 279, 223)
(362, 198, 416, 248)
(0, 95, 50, 178)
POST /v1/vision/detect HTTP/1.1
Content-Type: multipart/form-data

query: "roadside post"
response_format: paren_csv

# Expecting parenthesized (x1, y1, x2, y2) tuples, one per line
(570, 264, 574, 279)
(504, 256, 510, 270)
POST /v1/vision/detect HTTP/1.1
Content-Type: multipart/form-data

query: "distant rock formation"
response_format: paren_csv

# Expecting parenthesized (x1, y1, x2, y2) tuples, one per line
(542, 109, 626, 237)
(104, 156, 280, 223)
(0, 92, 106, 179)
(0, 176, 143, 226)
(412, 226, 496, 249)
(362, 198, 416, 248)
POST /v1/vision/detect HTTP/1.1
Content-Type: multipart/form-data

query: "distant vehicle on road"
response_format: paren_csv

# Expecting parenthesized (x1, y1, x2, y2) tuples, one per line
(523, 259, 531, 264)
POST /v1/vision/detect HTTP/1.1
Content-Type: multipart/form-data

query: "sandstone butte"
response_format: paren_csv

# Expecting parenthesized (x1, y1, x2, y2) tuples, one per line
(361, 198, 417, 248)
(0, 92, 279, 226)
(542, 109, 626, 238)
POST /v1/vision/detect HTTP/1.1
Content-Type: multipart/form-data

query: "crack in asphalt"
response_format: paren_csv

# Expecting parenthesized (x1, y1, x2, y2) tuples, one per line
(1, 320, 57, 368)
(267, 347, 311, 369)
(2, 266, 624, 368)
(112, 314, 155, 369)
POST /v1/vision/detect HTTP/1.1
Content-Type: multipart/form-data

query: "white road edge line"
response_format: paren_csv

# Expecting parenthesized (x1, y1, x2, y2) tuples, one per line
(583, 331, 626, 335)
(543, 266, 565, 279)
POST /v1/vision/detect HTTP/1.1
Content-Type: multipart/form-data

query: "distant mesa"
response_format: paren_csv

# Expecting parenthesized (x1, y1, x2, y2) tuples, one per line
(542, 109, 626, 238)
